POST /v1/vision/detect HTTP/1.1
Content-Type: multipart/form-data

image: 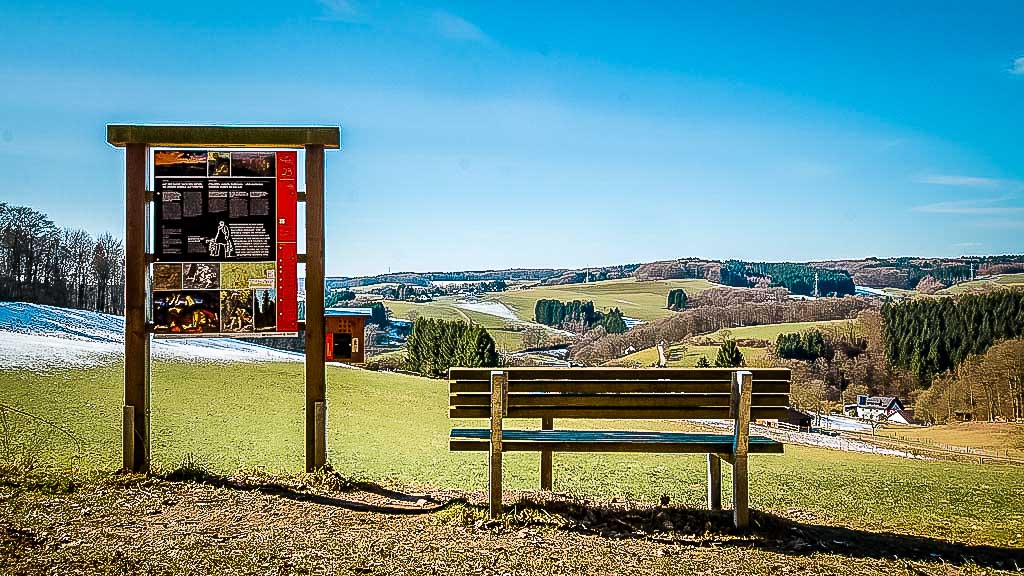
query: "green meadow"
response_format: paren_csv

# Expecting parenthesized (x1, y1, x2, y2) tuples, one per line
(4, 361, 1023, 547)
(488, 278, 714, 322)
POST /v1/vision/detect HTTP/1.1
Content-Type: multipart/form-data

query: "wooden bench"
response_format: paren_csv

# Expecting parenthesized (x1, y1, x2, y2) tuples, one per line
(448, 367, 790, 528)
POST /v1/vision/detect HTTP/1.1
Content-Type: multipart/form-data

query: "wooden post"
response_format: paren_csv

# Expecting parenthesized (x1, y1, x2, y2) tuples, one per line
(540, 417, 553, 490)
(122, 405, 135, 472)
(123, 143, 150, 473)
(314, 402, 326, 469)
(706, 454, 722, 510)
(304, 144, 326, 472)
(489, 370, 506, 519)
(732, 370, 753, 529)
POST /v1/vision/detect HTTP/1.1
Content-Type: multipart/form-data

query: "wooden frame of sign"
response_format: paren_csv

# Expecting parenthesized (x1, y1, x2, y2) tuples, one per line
(107, 124, 341, 473)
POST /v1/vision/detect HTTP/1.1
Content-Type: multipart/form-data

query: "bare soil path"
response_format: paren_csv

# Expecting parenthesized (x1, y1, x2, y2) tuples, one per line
(2, 472, 1020, 575)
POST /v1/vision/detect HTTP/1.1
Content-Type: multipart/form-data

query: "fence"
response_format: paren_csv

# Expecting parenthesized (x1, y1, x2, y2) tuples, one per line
(844, 430, 1024, 465)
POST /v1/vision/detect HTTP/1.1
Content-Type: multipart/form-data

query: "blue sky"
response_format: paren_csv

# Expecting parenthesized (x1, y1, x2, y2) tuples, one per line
(0, 1, 1022, 276)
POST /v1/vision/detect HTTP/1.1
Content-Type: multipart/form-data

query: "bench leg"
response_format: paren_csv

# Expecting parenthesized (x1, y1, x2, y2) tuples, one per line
(488, 442, 502, 518)
(732, 455, 749, 529)
(540, 417, 553, 491)
(706, 454, 722, 510)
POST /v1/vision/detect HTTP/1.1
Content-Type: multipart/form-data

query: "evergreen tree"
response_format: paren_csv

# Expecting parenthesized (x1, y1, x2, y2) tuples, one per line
(714, 340, 745, 368)
(405, 317, 499, 378)
(601, 308, 627, 334)
(667, 289, 688, 310)
(695, 355, 711, 368)
(366, 302, 389, 326)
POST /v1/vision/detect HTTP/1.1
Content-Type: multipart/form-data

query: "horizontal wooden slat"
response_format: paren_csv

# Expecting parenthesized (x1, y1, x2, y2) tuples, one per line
(450, 406, 789, 420)
(448, 429, 784, 454)
(449, 367, 790, 381)
(449, 380, 790, 394)
(450, 393, 789, 409)
(106, 124, 341, 149)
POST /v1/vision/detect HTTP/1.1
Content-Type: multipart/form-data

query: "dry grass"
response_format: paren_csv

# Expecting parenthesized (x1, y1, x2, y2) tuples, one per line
(878, 422, 1024, 459)
(1, 470, 1021, 575)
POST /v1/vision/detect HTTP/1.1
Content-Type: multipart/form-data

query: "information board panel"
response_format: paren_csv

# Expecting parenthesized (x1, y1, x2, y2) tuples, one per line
(151, 150, 298, 337)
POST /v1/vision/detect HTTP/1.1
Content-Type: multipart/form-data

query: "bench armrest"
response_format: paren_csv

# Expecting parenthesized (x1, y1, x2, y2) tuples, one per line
(490, 370, 507, 450)
(732, 370, 753, 457)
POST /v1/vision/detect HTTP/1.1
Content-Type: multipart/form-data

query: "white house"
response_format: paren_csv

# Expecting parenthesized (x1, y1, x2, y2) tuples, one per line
(845, 395, 912, 425)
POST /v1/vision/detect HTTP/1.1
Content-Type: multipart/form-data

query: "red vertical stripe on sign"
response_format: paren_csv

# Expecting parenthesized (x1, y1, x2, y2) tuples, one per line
(276, 151, 298, 332)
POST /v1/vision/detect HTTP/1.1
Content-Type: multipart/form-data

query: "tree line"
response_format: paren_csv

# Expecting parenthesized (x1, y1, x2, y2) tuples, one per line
(882, 290, 1024, 385)
(405, 317, 499, 378)
(917, 338, 1024, 422)
(572, 296, 874, 364)
(0, 202, 124, 314)
(719, 261, 855, 297)
(534, 299, 627, 334)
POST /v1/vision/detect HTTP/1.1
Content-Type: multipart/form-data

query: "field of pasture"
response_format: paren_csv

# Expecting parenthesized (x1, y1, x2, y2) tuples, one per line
(3, 361, 1022, 550)
(488, 278, 714, 322)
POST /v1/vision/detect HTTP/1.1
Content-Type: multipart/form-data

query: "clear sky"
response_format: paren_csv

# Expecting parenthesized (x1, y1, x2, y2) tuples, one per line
(1, 1, 1022, 276)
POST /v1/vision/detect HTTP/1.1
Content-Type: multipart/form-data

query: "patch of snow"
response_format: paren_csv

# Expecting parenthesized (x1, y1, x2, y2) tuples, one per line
(0, 302, 302, 371)
(622, 316, 645, 329)
(810, 412, 874, 432)
(696, 419, 924, 459)
(614, 299, 636, 305)
(451, 299, 519, 322)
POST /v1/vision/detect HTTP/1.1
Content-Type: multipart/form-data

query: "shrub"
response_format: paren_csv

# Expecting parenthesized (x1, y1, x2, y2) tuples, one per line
(405, 318, 499, 378)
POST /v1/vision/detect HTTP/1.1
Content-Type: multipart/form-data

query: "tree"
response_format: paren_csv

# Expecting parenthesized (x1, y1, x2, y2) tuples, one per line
(695, 355, 711, 368)
(601, 308, 627, 334)
(372, 302, 389, 326)
(714, 340, 745, 368)
(405, 317, 498, 378)
(667, 289, 688, 310)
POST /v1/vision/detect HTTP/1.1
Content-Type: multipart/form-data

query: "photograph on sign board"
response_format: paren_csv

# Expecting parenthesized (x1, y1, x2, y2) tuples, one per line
(152, 291, 220, 335)
(231, 151, 275, 177)
(152, 263, 182, 291)
(208, 151, 230, 176)
(182, 262, 219, 289)
(253, 289, 277, 331)
(221, 262, 274, 289)
(154, 150, 207, 177)
(220, 289, 255, 333)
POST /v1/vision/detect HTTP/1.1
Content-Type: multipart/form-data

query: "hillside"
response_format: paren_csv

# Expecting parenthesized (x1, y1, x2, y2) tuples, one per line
(323, 255, 1024, 298)
(0, 302, 302, 370)
(487, 278, 714, 323)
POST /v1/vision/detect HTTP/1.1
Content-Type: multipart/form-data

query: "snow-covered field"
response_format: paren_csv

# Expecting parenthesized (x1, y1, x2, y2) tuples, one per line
(697, 419, 923, 459)
(0, 302, 302, 370)
(451, 299, 519, 321)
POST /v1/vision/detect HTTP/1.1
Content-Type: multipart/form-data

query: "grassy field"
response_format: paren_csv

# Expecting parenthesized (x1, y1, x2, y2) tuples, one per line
(5, 361, 1023, 548)
(704, 319, 856, 343)
(608, 343, 769, 367)
(380, 298, 529, 352)
(940, 273, 1024, 295)
(606, 320, 854, 367)
(488, 278, 715, 323)
(878, 422, 1024, 459)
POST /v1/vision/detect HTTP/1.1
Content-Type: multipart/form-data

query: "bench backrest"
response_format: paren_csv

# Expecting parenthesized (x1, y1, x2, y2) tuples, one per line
(449, 367, 790, 421)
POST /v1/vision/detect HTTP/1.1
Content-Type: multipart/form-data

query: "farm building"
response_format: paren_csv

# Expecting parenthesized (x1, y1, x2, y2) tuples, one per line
(786, 408, 813, 430)
(844, 395, 913, 424)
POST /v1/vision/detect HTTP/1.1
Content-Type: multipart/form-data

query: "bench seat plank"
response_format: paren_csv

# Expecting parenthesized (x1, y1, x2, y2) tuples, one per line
(450, 428, 784, 454)
(449, 367, 792, 381)
(451, 392, 789, 408)
(450, 380, 791, 394)
(450, 406, 788, 420)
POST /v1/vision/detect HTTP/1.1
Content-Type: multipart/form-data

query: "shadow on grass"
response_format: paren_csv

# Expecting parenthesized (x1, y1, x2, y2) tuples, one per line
(505, 497, 1023, 571)
(147, 463, 1022, 570)
(156, 465, 461, 515)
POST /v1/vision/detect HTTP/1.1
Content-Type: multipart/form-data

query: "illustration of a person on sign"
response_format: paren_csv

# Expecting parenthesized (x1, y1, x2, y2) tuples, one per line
(208, 221, 235, 258)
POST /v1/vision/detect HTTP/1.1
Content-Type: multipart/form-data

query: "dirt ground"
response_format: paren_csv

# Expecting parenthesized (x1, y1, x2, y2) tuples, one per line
(1, 472, 1021, 576)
